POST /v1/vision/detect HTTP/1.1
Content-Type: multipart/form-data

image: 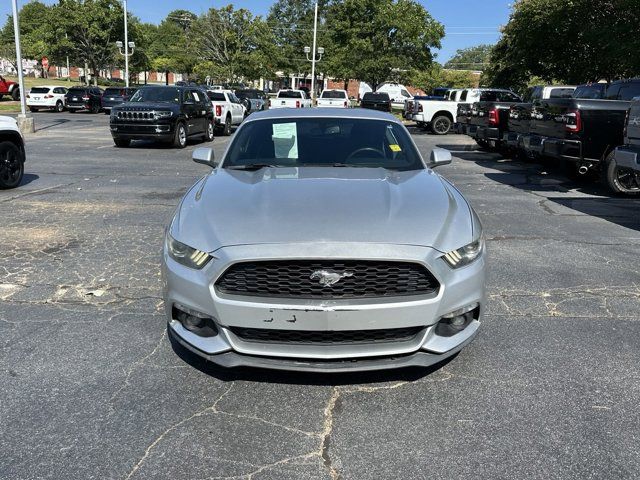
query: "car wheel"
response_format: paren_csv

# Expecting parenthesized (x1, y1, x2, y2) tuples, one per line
(69, 109, 76, 113)
(173, 122, 187, 148)
(604, 151, 640, 196)
(204, 120, 214, 142)
(55, 101, 64, 112)
(0, 141, 24, 189)
(91, 102, 100, 114)
(11, 88, 20, 101)
(223, 115, 231, 136)
(431, 115, 452, 135)
(113, 138, 131, 148)
(29, 107, 38, 113)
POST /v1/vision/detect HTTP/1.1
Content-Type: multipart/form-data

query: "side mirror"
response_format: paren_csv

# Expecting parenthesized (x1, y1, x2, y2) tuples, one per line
(192, 147, 217, 168)
(429, 148, 452, 168)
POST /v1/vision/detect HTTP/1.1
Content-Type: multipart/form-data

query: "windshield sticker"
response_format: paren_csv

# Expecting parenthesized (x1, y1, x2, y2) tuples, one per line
(389, 144, 402, 152)
(272, 122, 298, 159)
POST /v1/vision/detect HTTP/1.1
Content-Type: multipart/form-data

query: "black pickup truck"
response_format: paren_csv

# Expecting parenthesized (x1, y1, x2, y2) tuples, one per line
(504, 85, 576, 153)
(462, 90, 523, 148)
(110, 85, 214, 148)
(521, 79, 640, 174)
(605, 98, 640, 195)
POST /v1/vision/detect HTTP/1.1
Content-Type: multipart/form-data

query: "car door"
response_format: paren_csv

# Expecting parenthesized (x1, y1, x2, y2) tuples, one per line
(182, 90, 200, 134)
(192, 89, 209, 133)
(229, 93, 243, 123)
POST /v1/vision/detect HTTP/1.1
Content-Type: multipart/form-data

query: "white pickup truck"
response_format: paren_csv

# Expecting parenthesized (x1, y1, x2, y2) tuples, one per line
(317, 89, 349, 108)
(269, 90, 312, 109)
(206, 90, 245, 136)
(412, 88, 516, 135)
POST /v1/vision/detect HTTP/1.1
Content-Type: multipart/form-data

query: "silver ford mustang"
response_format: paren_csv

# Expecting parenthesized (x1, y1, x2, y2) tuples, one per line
(162, 108, 486, 372)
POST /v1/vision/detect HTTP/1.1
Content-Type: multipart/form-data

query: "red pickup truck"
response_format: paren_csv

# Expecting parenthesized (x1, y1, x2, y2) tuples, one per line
(0, 76, 21, 101)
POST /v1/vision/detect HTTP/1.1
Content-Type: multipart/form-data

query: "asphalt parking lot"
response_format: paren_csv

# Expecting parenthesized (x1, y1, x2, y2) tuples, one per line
(2, 111, 640, 480)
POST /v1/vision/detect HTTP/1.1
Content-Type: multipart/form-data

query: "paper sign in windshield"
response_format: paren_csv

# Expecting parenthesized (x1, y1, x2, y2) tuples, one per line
(272, 123, 298, 159)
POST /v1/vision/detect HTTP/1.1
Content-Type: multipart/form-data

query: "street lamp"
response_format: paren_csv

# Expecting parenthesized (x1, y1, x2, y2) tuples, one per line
(303, 2, 324, 103)
(116, 0, 134, 87)
(116, 40, 135, 87)
(11, 0, 34, 133)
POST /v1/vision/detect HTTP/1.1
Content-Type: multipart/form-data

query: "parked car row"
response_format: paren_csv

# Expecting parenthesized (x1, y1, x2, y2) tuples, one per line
(456, 78, 640, 196)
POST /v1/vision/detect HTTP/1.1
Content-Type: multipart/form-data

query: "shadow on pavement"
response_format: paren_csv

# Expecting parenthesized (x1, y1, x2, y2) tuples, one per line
(454, 150, 640, 230)
(168, 330, 454, 386)
(19, 173, 39, 186)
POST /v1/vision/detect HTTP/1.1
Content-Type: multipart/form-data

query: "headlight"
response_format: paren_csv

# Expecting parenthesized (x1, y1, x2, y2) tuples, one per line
(155, 110, 173, 119)
(166, 233, 212, 269)
(443, 237, 484, 269)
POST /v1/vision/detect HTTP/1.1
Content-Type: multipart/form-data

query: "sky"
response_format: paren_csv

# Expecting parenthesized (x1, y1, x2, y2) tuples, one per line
(2, 0, 512, 63)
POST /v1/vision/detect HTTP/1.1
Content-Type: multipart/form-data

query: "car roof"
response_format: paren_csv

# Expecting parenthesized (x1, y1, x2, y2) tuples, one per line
(245, 108, 400, 123)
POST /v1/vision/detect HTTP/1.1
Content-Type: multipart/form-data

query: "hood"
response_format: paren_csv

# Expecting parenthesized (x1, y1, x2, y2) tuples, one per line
(172, 167, 473, 253)
(113, 102, 177, 111)
(0, 115, 18, 131)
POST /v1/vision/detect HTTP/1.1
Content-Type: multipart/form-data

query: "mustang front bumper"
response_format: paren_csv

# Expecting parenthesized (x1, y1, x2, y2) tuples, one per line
(162, 242, 486, 372)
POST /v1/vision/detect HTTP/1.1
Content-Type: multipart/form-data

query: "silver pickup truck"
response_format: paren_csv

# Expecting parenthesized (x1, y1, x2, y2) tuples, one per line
(607, 99, 640, 195)
(162, 109, 486, 372)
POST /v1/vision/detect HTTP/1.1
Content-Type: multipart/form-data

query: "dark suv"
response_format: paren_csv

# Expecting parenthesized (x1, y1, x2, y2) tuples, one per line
(101, 87, 137, 113)
(65, 86, 103, 113)
(109, 85, 214, 148)
(607, 99, 640, 195)
(360, 92, 392, 112)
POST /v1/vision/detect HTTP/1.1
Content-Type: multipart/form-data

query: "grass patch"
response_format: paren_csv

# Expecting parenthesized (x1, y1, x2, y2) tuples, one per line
(0, 102, 20, 113)
(3, 76, 82, 89)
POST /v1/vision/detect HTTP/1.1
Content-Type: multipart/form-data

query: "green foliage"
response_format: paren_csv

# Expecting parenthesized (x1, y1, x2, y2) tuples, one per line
(324, 0, 444, 89)
(444, 44, 492, 71)
(410, 64, 476, 92)
(485, 0, 640, 90)
(191, 6, 276, 83)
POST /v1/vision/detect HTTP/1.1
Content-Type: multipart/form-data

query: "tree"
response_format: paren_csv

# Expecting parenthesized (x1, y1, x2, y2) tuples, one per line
(410, 64, 475, 93)
(444, 44, 492, 71)
(191, 6, 276, 83)
(266, 0, 331, 77)
(54, 0, 125, 85)
(325, 0, 444, 89)
(485, 0, 640, 90)
(146, 10, 197, 81)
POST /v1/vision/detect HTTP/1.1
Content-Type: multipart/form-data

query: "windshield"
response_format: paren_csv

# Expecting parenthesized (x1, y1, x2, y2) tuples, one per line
(278, 91, 303, 99)
(30, 87, 51, 94)
(236, 90, 259, 99)
(321, 90, 347, 99)
(363, 93, 389, 101)
(207, 92, 226, 101)
(573, 84, 606, 99)
(129, 87, 180, 103)
(67, 87, 86, 94)
(223, 118, 424, 171)
(104, 88, 124, 96)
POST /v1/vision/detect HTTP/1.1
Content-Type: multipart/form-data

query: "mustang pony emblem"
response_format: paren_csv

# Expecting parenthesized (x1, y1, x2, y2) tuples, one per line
(310, 269, 354, 287)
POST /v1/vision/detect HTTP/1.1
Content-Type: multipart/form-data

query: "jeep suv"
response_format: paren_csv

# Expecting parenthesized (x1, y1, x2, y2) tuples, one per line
(109, 85, 214, 148)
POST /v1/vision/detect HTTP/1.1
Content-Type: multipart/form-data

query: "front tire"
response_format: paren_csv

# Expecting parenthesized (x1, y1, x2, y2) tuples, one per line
(604, 151, 640, 196)
(55, 101, 64, 112)
(90, 102, 100, 114)
(431, 115, 452, 135)
(173, 122, 187, 148)
(0, 141, 24, 189)
(11, 88, 20, 101)
(222, 115, 231, 136)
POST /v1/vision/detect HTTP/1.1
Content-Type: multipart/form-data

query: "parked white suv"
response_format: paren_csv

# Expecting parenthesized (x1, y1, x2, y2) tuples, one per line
(270, 90, 312, 109)
(26, 85, 67, 112)
(206, 90, 245, 136)
(317, 89, 349, 108)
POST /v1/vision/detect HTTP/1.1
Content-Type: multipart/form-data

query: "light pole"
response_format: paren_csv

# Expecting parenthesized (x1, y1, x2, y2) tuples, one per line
(304, 2, 324, 104)
(116, 40, 135, 87)
(11, 0, 34, 133)
(117, 0, 134, 87)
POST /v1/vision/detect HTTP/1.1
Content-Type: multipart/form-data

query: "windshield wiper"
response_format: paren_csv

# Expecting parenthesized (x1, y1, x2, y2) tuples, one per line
(226, 163, 279, 171)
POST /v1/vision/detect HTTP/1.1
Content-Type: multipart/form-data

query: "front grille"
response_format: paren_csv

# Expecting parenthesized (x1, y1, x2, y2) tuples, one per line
(229, 326, 424, 345)
(215, 260, 439, 299)
(117, 110, 155, 121)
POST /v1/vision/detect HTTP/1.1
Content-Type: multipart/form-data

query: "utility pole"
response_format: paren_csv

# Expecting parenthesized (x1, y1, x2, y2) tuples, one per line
(11, 0, 34, 133)
(65, 33, 70, 82)
(310, 2, 318, 103)
(123, 0, 129, 87)
(304, 2, 324, 105)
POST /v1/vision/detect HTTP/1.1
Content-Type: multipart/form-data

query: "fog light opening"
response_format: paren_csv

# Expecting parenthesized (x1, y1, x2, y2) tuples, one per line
(435, 305, 480, 337)
(172, 303, 218, 338)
